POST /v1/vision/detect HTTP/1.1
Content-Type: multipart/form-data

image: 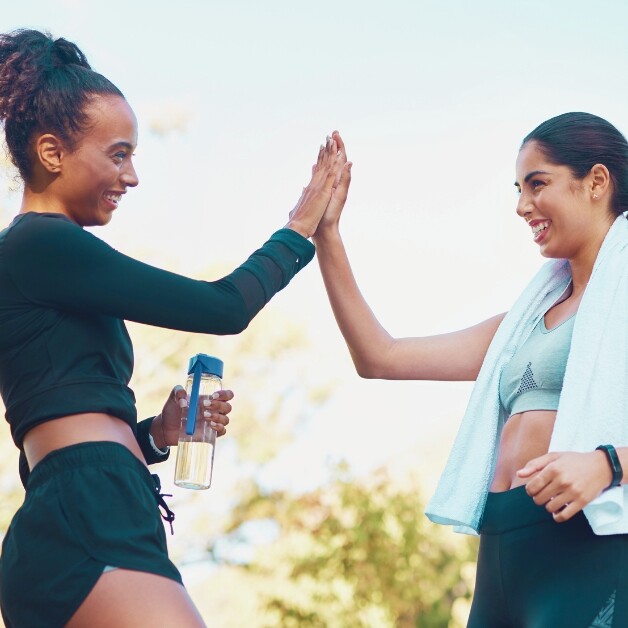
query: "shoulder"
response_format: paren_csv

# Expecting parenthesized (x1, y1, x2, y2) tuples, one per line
(6, 212, 109, 254)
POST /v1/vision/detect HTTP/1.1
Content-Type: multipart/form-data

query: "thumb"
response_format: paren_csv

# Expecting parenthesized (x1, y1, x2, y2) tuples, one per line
(332, 161, 352, 201)
(171, 384, 187, 408)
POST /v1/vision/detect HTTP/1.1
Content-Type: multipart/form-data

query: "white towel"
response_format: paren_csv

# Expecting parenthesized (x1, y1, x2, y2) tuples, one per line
(425, 214, 628, 535)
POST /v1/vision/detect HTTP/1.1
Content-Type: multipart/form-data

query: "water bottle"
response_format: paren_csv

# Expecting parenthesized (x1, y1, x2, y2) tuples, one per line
(174, 353, 224, 490)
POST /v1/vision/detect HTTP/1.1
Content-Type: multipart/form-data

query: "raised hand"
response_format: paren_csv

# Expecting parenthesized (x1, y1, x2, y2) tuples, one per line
(286, 135, 344, 238)
(314, 130, 352, 240)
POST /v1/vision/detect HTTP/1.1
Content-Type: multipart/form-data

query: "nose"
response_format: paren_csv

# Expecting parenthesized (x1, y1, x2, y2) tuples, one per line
(516, 191, 532, 220)
(121, 160, 139, 188)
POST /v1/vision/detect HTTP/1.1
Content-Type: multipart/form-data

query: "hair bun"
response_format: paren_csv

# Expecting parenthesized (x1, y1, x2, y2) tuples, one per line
(51, 37, 91, 70)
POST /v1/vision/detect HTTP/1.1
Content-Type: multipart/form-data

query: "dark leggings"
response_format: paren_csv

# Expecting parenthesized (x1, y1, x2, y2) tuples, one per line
(467, 486, 628, 628)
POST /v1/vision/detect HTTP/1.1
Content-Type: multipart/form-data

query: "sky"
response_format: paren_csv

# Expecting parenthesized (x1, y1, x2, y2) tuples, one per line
(2, 0, 628, 499)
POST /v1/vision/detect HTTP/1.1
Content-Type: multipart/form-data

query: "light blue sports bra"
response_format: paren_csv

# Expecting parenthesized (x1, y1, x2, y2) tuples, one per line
(499, 313, 576, 417)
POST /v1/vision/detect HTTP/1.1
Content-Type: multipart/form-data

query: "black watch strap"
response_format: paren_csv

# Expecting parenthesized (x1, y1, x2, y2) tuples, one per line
(596, 444, 623, 489)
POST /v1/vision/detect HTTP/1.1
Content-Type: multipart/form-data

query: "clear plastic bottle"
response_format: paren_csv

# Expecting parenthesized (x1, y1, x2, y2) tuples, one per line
(174, 353, 224, 490)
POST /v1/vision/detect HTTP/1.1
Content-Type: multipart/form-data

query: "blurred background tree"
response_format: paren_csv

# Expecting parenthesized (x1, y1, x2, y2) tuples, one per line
(217, 465, 477, 627)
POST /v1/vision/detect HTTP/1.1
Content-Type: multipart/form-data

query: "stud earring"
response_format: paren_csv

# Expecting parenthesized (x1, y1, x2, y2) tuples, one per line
(593, 193, 599, 199)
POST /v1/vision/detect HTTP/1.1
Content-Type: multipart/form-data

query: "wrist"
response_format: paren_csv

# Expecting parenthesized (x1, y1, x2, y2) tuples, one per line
(150, 414, 168, 450)
(312, 225, 341, 246)
(284, 220, 313, 239)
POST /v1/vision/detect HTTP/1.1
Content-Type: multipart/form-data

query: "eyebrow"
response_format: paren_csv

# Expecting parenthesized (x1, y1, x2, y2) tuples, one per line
(109, 141, 135, 151)
(514, 170, 551, 188)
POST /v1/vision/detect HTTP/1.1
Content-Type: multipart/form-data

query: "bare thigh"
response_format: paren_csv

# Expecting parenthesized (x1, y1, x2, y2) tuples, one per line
(66, 569, 206, 628)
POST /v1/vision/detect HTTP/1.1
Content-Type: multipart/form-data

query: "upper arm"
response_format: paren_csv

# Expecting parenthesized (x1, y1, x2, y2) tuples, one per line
(7, 217, 254, 334)
(363, 312, 506, 381)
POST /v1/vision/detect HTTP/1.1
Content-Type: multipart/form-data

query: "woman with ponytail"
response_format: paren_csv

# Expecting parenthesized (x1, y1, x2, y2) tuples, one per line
(0, 29, 346, 627)
(317, 115, 628, 626)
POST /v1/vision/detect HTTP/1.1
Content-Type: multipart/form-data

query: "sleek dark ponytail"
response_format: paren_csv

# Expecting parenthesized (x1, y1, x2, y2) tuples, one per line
(0, 29, 123, 181)
(522, 112, 628, 218)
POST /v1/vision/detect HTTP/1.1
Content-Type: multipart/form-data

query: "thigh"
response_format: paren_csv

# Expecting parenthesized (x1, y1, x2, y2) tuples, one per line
(66, 569, 206, 628)
(504, 515, 628, 627)
(467, 534, 511, 628)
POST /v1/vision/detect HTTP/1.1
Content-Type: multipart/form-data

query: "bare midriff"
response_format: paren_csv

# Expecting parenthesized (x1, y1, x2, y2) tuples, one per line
(23, 413, 147, 471)
(489, 409, 557, 492)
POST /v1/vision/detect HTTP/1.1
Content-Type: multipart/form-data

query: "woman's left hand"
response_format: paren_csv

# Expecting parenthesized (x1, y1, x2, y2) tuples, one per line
(151, 385, 234, 448)
(517, 450, 613, 522)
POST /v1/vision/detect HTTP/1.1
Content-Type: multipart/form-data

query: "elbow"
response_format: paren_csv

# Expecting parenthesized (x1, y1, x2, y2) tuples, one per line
(353, 357, 382, 379)
(219, 314, 251, 335)
(200, 309, 251, 336)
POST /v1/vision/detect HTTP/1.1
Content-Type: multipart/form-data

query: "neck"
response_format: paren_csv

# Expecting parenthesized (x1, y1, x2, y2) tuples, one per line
(567, 214, 615, 296)
(20, 187, 69, 218)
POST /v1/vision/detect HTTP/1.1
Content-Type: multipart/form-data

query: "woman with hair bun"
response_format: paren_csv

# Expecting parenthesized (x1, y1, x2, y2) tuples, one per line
(319, 116, 628, 626)
(0, 29, 347, 627)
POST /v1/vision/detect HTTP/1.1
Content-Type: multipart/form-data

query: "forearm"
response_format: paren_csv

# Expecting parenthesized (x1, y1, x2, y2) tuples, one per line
(314, 228, 395, 378)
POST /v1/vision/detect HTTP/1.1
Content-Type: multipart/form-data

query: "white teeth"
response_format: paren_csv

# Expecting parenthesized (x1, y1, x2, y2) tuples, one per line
(104, 194, 121, 204)
(532, 221, 550, 234)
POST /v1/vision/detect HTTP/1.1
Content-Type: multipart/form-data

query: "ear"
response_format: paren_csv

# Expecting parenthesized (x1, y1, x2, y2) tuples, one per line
(33, 133, 65, 174)
(588, 163, 611, 200)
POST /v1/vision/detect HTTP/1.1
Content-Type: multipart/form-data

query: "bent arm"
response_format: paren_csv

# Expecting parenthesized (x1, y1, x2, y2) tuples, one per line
(314, 229, 504, 381)
(7, 214, 314, 334)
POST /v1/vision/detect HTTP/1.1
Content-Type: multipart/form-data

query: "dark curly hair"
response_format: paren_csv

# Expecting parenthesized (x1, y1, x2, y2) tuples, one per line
(522, 112, 628, 218)
(0, 29, 124, 181)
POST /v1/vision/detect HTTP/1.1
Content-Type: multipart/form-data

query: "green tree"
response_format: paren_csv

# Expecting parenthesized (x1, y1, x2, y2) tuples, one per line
(221, 465, 477, 628)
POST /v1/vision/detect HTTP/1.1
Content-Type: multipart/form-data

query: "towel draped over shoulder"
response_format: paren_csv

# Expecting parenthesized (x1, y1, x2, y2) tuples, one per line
(425, 214, 628, 535)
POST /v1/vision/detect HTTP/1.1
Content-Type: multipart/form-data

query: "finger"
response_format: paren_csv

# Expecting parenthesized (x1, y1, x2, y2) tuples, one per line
(320, 138, 337, 172)
(207, 412, 228, 436)
(206, 411, 230, 427)
(315, 143, 325, 169)
(319, 150, 343, 194)
(211, 389, 234, 401)
(332, 130, 346, 159)
(332, 146, 348, 187)
(524, 472, 552, 499)
(551, 500, 581, 523)
(203, 398, 232, 416)
(170, 384, 187, 408)
(333, 161, 352, 200)
(529, 479, 561, 506)
(544, 491, 571, 514)
(517, 452, 560, 478)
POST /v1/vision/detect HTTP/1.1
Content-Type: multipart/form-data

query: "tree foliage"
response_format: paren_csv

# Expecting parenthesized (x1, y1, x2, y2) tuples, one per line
(223, 465, 478, 627)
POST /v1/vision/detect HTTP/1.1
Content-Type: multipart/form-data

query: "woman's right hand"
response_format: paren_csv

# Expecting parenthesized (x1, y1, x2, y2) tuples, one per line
(314, 130, 352, 241)
(285, 135, 344, 238)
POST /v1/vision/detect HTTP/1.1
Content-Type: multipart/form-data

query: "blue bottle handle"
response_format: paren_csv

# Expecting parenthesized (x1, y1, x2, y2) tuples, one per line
(185, 361, 203, 435)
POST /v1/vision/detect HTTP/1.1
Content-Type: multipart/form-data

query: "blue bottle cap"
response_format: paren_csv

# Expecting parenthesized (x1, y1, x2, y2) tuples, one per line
(185, 354, 224, 436)
(187, 353, 223, 378)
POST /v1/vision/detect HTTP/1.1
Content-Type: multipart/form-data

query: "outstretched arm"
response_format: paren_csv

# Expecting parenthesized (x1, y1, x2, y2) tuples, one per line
(313, 131, 504, 382)
(6, 138, 344, 335)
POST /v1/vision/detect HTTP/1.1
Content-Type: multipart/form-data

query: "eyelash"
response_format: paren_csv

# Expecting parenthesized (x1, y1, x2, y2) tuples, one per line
(515, 179, 546, 195)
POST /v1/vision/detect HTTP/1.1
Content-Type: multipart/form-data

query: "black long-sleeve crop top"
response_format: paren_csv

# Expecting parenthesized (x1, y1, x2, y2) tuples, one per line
(0, 212, 314, 455)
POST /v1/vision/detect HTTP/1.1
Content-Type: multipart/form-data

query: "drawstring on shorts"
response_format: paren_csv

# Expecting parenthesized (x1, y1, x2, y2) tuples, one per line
(151, 473, 175, 535)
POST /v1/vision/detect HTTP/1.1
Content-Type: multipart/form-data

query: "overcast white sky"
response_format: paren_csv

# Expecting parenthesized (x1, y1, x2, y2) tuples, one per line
(3, 0, 628, 493)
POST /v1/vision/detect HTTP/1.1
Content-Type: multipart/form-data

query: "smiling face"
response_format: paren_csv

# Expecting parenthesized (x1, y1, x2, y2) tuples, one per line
(53, 95, 139, 226)
(514, 141, 612, 260)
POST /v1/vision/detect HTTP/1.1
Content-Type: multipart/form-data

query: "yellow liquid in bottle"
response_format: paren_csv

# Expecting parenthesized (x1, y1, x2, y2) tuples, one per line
(174, 440, 214, 490)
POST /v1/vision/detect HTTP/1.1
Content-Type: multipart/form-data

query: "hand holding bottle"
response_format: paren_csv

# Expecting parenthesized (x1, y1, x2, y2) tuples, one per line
(151, 383, 234, 450)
